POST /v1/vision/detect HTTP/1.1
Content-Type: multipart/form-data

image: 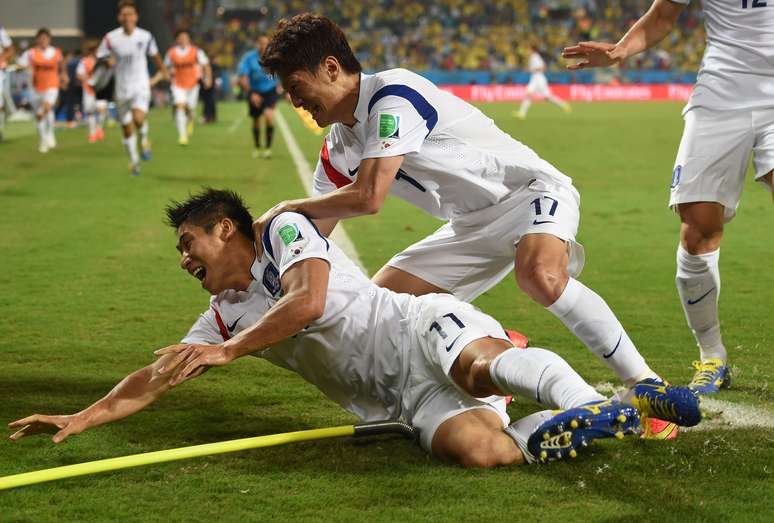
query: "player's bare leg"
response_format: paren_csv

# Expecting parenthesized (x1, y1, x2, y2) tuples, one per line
(432, 407, 524, 467)
(515, 233, 701, 427)
(515, 233, 656, 384)
(372, 265, 450, 296)
(676, 201, 730, 394)
(434, 336, 635, 466)
(763, 170, 774, 204)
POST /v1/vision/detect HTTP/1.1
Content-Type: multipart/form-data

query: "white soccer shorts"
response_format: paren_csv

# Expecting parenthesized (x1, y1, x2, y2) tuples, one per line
(30, 88, 59, 112)
(116, 90, 151, 125)
(386, 177, 586, 302)
(670, 106, 774, 222)
(526, 73, 552, 97)
(401, 294, 512, 453)
(171, 85, 199, 110)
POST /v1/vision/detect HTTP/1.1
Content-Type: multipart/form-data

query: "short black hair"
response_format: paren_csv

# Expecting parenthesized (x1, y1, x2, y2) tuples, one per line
(174, 28, 190, 39)
(261, 13, 361, 80)
(36, 28, 51, 38)
(165, 188, 254, 239)
(117, 0, 138, 14)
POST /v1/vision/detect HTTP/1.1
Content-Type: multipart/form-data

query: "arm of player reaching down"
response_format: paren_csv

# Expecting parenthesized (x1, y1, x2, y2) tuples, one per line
(562, 0, 685, 69)
(158, 213, 331, 386)
(7, 351, 188, 443)
(253, 154, 403, 241)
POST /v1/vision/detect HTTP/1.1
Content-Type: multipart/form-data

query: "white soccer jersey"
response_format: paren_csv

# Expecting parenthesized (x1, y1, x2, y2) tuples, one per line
(528, 52, 546, 74)
(672, 0, 774, 112)
(312, 69, 570, 220)
(97, 27, 158, 99)
(181, 212, 413, 421)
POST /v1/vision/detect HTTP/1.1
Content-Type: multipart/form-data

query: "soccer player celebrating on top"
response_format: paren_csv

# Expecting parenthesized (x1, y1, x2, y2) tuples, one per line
(9, 188, 643, 466)
(254, 14, 701, 435)
(515, 44, 571, 120)
(76, 44, 108, 143)
(15, 28, 67, 154)
(562, 0, 774, 395)
(238, 35, 280, 159)
(97, 0, 169, 176)
(165, 28, 211, 146)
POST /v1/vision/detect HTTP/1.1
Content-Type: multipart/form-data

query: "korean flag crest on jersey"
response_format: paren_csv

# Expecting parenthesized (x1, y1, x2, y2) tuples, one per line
(277, 223, 309, 258)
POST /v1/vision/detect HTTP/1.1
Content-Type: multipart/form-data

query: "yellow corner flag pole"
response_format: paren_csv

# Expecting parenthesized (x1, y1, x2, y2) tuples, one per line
(0, 425, 355, 491)
(293, 106, 324, 135)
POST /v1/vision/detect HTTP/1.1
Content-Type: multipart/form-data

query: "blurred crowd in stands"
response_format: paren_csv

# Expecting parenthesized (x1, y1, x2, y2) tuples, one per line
(163, 0, 706, 75)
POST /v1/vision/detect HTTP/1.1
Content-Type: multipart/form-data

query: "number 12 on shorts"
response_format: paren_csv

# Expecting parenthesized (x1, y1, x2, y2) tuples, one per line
(531, 195, 558, 225)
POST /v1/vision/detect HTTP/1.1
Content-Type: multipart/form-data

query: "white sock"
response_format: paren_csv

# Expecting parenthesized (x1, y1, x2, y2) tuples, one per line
(0, 110, 5, 130)
(547, 278, 659, 386)
(46, 110, 55, 134)
(36, 117, 47, 143)
(518, 98, 531, 115)
(547, 94, 568, 109)
(504, 410, 554, 464)
(123, 133, 140, 165)
(489, 347, 605, 409)
(676, 244, 726, 362)
(88, 114, 97, 135)
(175, 108, 187, 139)
(97, 111, 106, 128)
(139, 120, 149, 141)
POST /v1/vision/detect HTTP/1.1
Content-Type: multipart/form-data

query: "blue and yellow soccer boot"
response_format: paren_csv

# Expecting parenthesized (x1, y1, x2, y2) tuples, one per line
(527, 400, 640, 463)
(631, 378, 701, 427)
(688, 358, 730, 395)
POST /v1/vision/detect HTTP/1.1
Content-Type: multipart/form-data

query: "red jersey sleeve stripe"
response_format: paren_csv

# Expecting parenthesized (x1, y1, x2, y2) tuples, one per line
(320, 138, 352, 189)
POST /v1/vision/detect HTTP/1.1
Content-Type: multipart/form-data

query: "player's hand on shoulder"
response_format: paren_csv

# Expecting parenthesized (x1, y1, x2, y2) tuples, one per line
(562, 41, 621, 69)
(8, 413, 89, 443)
(252, 201, 294, 248)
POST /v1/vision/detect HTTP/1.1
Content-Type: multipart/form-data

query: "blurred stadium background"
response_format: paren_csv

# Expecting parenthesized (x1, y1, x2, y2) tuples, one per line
(0, 0, 706, 123)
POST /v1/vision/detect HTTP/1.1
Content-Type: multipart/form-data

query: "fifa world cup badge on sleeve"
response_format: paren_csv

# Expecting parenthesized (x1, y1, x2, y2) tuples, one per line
(278, 223, 302, 245)
(378, 113, 401, 140)
(277, 223, 309, 258)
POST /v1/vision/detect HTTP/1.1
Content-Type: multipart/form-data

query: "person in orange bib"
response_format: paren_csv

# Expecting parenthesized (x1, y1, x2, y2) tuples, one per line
(164, 29, 211, 145)
(76, 44, 108, 143)
(16, 28, 67, 153)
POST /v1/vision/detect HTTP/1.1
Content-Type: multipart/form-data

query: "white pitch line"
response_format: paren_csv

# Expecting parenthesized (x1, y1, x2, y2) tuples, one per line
(227, 114, 245, 134)
(274, 108, 365, 270)
(593, 382, 774, 432)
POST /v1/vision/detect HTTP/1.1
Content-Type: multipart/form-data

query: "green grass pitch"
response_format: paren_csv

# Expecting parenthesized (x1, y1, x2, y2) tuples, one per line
(1, 101, 773, 521)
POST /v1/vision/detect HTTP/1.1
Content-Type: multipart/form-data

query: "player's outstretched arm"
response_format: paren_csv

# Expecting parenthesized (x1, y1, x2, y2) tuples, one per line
(157, 258, 330, 386)
(252, 155, 403, 240)
(562, 0, 684, 69)
(150, 53, 170, 86)
(8, 352, 182, 443)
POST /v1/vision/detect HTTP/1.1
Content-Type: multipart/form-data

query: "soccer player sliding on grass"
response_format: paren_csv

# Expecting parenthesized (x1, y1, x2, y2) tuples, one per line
(252, 15, 700, 438)
(10, 189, 647, 466)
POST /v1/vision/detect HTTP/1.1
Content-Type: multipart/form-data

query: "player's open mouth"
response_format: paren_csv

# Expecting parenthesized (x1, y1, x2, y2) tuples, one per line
(192, 266, 206, 282)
